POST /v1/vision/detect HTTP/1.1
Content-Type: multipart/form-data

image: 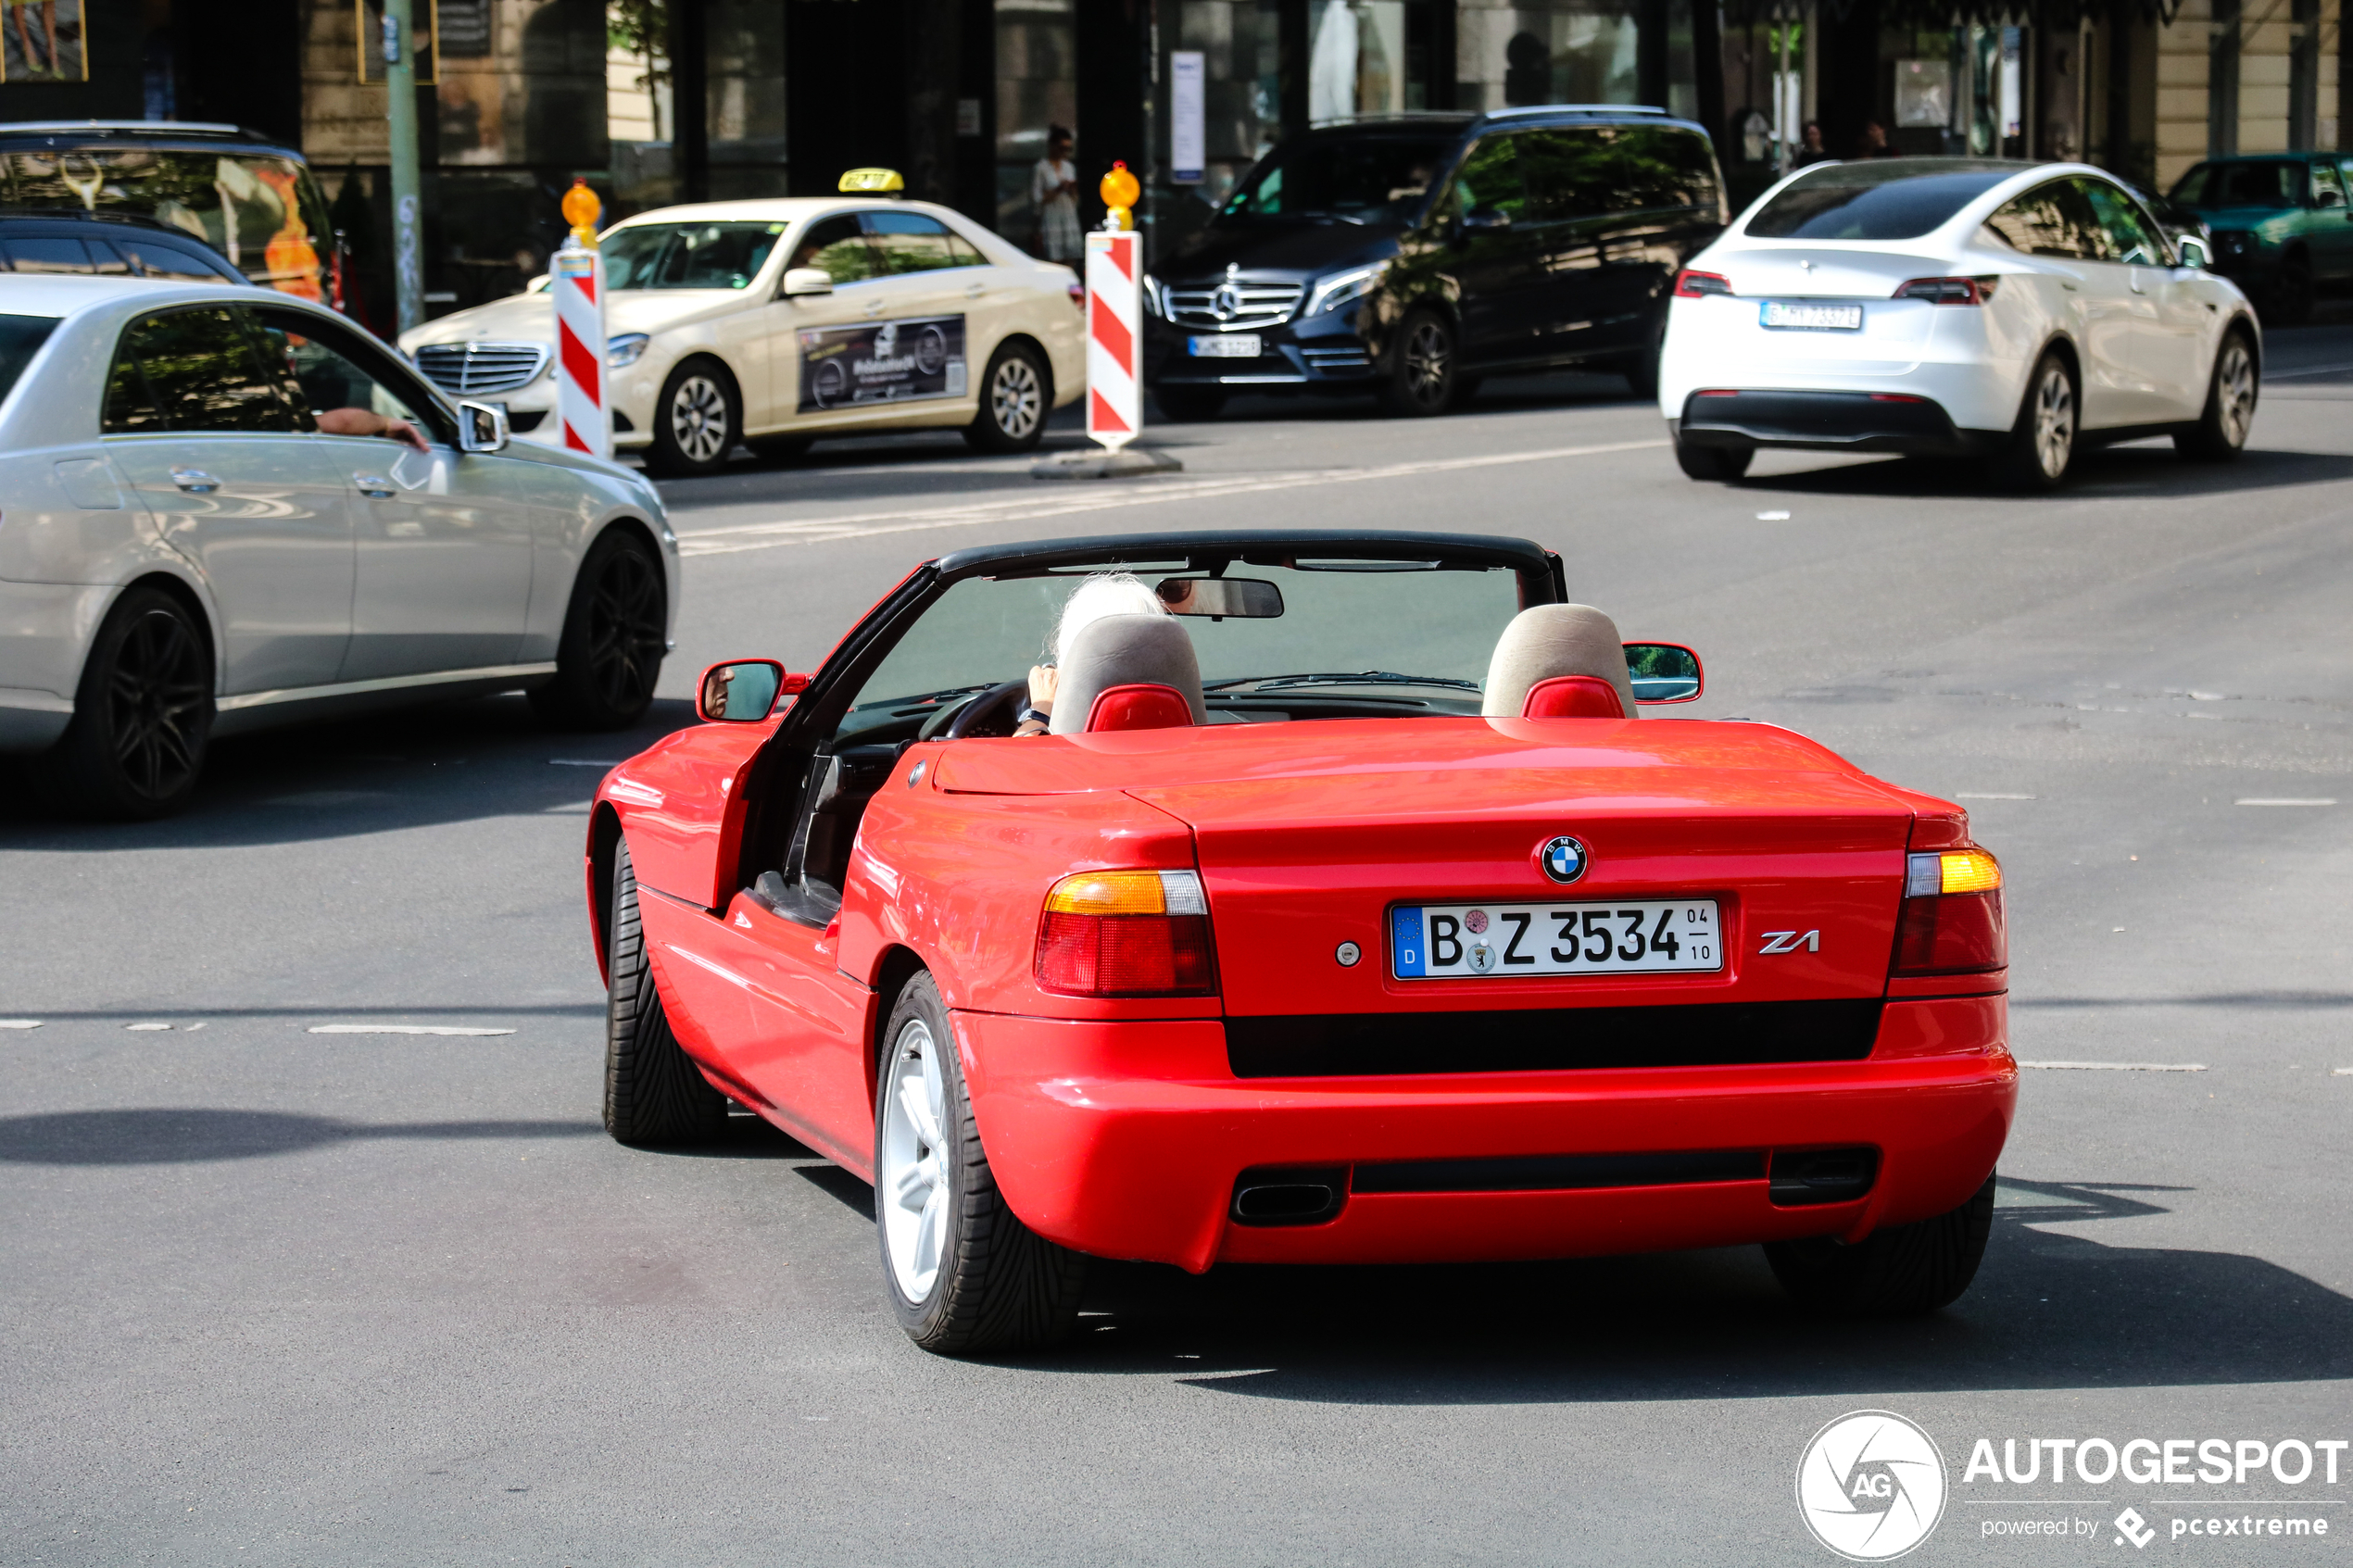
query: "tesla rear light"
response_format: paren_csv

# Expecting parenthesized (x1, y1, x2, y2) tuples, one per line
(1036, 870, 1214, 997)
(1893, 277, 1999, 305)
(1892, 847, 2007, 975)
(1674, 270, 1733, 298)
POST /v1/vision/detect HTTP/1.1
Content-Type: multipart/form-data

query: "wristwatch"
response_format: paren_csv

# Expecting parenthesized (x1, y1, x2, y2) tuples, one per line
(1017, 706, 1051, 727)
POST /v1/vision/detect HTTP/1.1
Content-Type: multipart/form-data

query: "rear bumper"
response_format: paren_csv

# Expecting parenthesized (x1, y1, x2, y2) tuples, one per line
(956, 994, 2016, 1273)
(1675, 390, 2007, 456)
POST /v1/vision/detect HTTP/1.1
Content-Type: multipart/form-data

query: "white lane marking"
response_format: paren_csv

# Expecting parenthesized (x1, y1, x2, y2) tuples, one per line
(0, 1019, 42, 1029)
(2235, 797, 2336, 806)
(549, 759, 623, 767)
(1956, 792, 2035, 800)
(125, 1022, 171, 1031)
(1755, 510, 1792, 521)
(672, 439, 1669, 558)
(308, 1024, 518, 1036)
(2019, 1060, 2208, 1072)
(2335, 1067, 2353, 1076)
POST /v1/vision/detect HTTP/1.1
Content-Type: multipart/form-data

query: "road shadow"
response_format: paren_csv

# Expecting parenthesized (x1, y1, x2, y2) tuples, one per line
(0, 694, 698, 847)
(1017, 1176, 2353, 1399)
(1731, 444, 2353, 500)
(0, 1107, 603, 1163)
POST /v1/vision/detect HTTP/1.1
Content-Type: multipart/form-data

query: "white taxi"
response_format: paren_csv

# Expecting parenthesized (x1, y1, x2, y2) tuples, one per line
(398, 172, 1087, 477)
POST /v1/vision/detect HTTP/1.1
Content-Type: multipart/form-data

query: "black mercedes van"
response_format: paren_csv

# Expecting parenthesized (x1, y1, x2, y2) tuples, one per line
(1143, 106, 1726, 420)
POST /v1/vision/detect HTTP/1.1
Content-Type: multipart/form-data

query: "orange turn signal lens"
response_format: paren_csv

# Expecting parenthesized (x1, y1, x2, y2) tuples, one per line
(1938, 849, 2002, 895)
(1045, 870, 1187, 916)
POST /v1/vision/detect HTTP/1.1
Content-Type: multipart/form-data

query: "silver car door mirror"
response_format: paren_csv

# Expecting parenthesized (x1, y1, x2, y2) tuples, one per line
(2174, 233, 2211, 270)
(457, 400, 510, 453)
(783, 267, 836, 297)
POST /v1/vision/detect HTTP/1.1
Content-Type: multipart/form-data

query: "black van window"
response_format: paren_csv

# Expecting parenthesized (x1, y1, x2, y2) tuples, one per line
(1220, 135, 1453, 226)
(1746, 162, 2017, 240)
(1451, 135, 1525, 221)
(1517, 129, 1615, 220)
(1617, 126, 1719, 211)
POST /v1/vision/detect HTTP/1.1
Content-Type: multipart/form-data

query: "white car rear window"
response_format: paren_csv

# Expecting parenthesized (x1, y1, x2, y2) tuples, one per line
(1748, 162, 2019, 241)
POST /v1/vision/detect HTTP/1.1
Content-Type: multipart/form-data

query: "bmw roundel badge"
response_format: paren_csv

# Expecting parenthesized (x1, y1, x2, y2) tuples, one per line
(1540, 834, 1589, 884)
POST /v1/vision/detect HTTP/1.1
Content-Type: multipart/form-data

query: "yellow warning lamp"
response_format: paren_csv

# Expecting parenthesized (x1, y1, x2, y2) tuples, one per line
(561, 178, 601, 249)
(1100, 161, 1139, 231)
(839, 168, 906, 195)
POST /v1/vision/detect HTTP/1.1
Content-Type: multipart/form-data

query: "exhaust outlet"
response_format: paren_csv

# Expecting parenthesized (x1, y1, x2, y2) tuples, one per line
(1230, 1166, 1349, 1226)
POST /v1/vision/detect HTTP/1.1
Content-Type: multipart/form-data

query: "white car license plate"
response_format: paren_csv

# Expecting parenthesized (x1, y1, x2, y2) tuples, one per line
(1390, 899, 1723, 979)
(1189, 333, 1261, 358)
(1760, 301, 1863, 332)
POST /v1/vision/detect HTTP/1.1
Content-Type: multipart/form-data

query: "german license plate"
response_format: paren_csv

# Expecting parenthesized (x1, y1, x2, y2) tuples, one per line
(1760, 301, 1862, 332)
(1189, 333, 1260, 358)
(1390, 899, 1723, 979)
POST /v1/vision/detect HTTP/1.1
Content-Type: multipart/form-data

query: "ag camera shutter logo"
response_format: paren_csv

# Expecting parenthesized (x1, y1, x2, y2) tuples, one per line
(1797, 1411, 1948, 1561)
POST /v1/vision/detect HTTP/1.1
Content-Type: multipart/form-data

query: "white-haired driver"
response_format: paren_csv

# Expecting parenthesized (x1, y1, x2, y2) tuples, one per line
(1013, 572, 1168, 736)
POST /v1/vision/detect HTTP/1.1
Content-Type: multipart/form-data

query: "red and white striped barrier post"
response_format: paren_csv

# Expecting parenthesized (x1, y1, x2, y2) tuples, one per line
(552, 178, 609, 459)
(1085, 227, 1139, 450)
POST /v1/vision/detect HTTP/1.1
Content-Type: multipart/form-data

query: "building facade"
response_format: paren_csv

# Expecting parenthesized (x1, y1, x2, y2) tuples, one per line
(3, 0, 2342, 328)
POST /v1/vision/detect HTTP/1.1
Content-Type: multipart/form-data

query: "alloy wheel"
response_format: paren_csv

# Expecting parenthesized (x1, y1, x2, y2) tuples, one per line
(104, 608, 208, 804)
(1403, 320, 1451, 408)
(584, 546, 665, 713)
(2032, 363, 2074, 479)
(2216, 340, 2256, 448)
(991, 356, 1043, 440)
(879, 1015, 949, 1303)
(667, 374, 731, 465)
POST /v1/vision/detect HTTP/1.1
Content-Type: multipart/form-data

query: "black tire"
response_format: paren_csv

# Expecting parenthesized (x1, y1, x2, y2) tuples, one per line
(875, 972, 1085, 1355)
(1995, 349, 2077, 492)
(645, 358, 741, 478)
(2175, 328, 2258, 460)
(1673, 433, 1753, 481)
(963, 340, 1051, 453)
(39, 585, 214, 820)
(602, 835, 729, 1146)
(1378, 309, 1461, 417)
(2264, 257, 2313, 327)
(1620, 317, 1665, 400)
(748, 433, 813, 463)
(1152, 384, 1226, 422)
(1765, 1173, 1996, 1315)
(530, 529, 666, 731)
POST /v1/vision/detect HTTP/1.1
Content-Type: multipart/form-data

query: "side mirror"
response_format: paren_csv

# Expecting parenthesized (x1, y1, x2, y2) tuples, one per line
(782, 267, 835, 297)
(2319, 188, 2346, 209)
(697, 659, 808, 722)
(1624, 642, 1703, 703)
(1461, 208, 1512, 234)
(457, 399, 509, 454)
(2174, 233, 2211, 270)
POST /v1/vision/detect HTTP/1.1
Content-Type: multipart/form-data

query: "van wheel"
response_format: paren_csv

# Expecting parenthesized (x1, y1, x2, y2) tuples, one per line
(1378, 310, 1460, 416)
(1765, 1173, 1996, 1315)
(602, 836, 729, 1146)
(40, 585, 214, 820)
(876, 972, 1085, 1354)
(2175, 329, 2258, 460)
(1996, 351, 2076, 492)
(1673, 434, 1752, 481)
(964, 341, 1050, 452)
(646, 358, 740, 478)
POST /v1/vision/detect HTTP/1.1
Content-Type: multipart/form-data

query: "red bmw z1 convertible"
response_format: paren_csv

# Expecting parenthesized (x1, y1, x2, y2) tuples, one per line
(585, 530, 2015, 1354)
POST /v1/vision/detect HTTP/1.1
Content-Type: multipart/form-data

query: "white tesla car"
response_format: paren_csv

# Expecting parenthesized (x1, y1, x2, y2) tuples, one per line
(1659, 159, 2259, 488)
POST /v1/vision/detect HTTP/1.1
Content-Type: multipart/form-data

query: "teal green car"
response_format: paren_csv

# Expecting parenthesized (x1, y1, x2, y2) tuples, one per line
(2169, 154, 2353, 324)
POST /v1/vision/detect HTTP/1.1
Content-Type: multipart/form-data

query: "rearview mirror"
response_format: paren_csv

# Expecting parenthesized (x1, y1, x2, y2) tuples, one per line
(457, 399, 509, 454)
(783, 267, 835, 297)
(2174, 233, 2211, 270)
(1624, 642, 1703, 703)
(1154, 576, 1284, 618)
(697, 659, 807, 721)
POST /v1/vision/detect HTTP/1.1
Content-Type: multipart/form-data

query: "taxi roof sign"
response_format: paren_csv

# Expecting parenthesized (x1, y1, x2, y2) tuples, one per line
(839, 168, 905, 194)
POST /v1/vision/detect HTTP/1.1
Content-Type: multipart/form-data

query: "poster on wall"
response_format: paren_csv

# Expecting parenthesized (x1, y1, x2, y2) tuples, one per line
(1, 0, 88, 82)
(798, 316, 968, 413)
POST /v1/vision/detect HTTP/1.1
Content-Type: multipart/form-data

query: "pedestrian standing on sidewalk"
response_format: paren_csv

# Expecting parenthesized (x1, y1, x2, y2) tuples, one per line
(1030, 125, 1081, 264)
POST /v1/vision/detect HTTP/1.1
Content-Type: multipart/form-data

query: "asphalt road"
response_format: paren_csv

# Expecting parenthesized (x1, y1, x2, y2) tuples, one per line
(4, 331, 2350, 1567)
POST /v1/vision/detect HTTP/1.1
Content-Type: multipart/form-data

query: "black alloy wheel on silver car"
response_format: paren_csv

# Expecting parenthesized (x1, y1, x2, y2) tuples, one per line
(1997, 349, 2077, 492)
(2177, 328, 2259, 460)
(531, 530, 666, 731)
(1764, 1173, 1996, 1315)
(41, 585, 214, 819)
(602, 836, 730, 1146)
(964, 340, 1051, 453)
(647, 358, 741, 478)
(1378, 308, 1459, 417)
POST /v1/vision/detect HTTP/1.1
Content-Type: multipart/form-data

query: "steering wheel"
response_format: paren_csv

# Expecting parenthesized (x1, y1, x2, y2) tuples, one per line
(936, 679, 1031, 740)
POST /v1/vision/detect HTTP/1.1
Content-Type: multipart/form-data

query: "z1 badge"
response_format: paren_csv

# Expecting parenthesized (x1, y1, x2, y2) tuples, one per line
(1539, 835, 1588, 884)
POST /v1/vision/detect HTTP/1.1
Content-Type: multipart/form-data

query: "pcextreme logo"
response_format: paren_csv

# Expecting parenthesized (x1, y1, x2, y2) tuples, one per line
(1798, 1411, 1950, 1561)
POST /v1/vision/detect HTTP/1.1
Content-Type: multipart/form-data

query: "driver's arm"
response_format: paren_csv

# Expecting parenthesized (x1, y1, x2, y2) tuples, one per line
(1013, 665, 1056, 736)
(316, 406, 430, 452)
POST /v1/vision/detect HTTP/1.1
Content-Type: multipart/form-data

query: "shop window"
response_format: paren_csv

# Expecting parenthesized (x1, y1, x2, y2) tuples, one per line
(1479, 0, 1639, 110)
(708, 0, 786, 181)
(996, 0, 1077, 256)
(1308, 1, 1437, 121)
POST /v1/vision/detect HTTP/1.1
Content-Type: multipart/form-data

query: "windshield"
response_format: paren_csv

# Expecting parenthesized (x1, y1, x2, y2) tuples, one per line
(1745, 161, 2020, 241)
(1217, 136, 1455, 227)
(849, 560, 1524, 716)
(2171, 161, 2305, 207)
(603, 221, 786, 289)
(0, 148, 329, 300)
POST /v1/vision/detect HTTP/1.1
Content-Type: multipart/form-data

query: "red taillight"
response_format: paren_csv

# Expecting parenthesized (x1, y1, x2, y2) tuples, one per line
(1869, 394, 1927, 403)
(1674, 269, 1733, 299)
(1893, 276, 1998, 305)
(1068, 282, 1087, 311)
(1890, 846, 2007, 976)
(1035, 870, 1215, 997)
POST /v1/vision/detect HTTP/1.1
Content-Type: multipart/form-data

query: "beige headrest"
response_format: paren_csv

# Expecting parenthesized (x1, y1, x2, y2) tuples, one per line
(1480, 604, 1638, 719)
(1048, 613, 1208, 734)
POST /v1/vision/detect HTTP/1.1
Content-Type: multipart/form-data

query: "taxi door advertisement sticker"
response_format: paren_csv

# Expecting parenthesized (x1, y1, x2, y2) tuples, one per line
(799, 315, 968, 411)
